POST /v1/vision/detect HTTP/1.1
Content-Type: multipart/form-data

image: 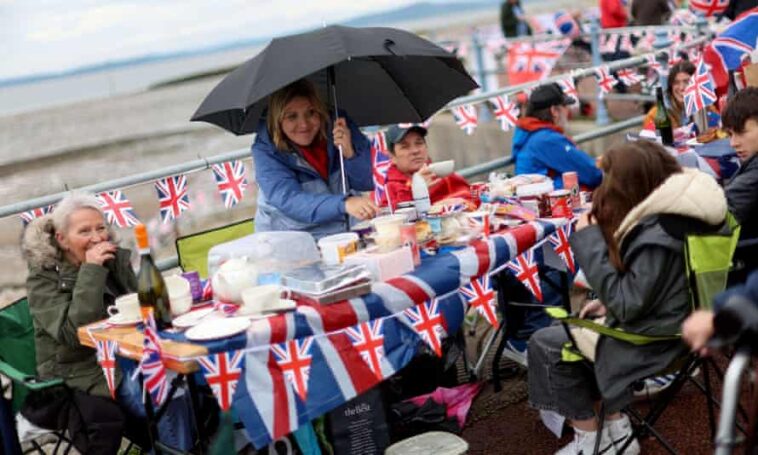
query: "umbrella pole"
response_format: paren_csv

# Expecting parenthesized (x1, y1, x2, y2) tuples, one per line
(328, 66, 349, 195)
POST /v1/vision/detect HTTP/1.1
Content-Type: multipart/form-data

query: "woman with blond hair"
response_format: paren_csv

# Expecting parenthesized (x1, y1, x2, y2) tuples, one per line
(252, 79, 377, 239)
(527, 141, 727, 454)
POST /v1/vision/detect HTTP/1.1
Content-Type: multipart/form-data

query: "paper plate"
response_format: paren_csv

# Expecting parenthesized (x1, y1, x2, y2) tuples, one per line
(107, 314, 141, 326)
(172, 307, 215, 329)
(185, 317, 251, 341)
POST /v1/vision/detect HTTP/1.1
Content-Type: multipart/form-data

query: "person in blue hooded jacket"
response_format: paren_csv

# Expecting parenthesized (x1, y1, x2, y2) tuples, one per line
(252, 79, 377, 239)
(512, 83, 603, 190)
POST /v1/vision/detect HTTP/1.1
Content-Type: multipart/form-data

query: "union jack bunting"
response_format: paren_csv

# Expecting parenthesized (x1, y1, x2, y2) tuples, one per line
(690, 0, 729, 16)
(272, 338, 314, 402)
(19, 205, 54, 225)
(557, 77, 579, 103)
(403, 299, 446, 357)
(506, 41, 567, 84)
(506, 248, 543, 302)
(616, 68, 644, 87)
(452, 105, 478, 135)
(371, 131, 391, 206)
(489, 95, 520, 132)
(141, 313, 168, 407)
(344, 319, 386, 380)
(200, 278, 213, 301)
(198, 350, 245, 411)
(212, 161, 248, 208)
(95, 339, 118, 399)
(398, 118, 432, 129)
(600, 34, 619, 54)
(549, 224, 576, 273)
(594, 66, 618, 95)
(97, 191, 140, 228)
(460, 275, 499, 328)
(154, 175, 190, 223)
(684, 59, 717, 117)
(646, 54, 663, 76)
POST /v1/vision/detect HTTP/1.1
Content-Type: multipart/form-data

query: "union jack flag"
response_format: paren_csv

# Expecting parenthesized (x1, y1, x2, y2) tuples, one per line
(646, 54, 663, 76)
(554, 10, 580, 38)
(404, 299, 446, 357)
(690, 0, 729, 17)
(344, 319, 385, 380)
(703, 10, 758, 96)
(460, 276, 499, 328)
(452, 105, 478, 135)
(97, 191, 139, 228)
(506, 248, 543, 302)
(684, 59, 717, 117)
(140, 313, 168, 407)
(508, 41, 563, 75)
(594, 66, 618, 95)
(19, 205, 54, 225)
(557, 77, 579, 103)
(271, 338, 314, 402)
(371, 132, 391, 206)
(616, 68, 644, 87)
(489, 96, 520, 132)
(95, 338, 118, 399)
(154, 175, 190, 223)
(200, 278, 213, 301)
(212, 161, 248, 208)
(549, 224, 576, 273)
(198, 350, 245, 411)
(600, 34, 619, 54)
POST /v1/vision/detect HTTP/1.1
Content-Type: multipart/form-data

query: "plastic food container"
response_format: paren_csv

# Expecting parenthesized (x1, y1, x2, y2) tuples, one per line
(318, 232, 359, 265)
(516, 180, 554, 218)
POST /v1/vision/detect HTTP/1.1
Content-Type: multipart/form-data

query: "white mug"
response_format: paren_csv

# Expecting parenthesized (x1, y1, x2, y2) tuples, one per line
(239, 285, 289, 315)
(107, 293, 140, 319)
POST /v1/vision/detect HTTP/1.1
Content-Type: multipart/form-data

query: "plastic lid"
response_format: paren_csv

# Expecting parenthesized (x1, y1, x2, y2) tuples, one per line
(134, 224, 149, 249)
(516, 180, 554, 197)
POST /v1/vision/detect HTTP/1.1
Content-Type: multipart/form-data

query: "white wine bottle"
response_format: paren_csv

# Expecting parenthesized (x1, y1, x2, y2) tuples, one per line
(134, 224, 172, 329)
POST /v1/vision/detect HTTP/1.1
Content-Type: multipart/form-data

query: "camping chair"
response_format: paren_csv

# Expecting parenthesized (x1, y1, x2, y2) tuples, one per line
(0, 297, 72, 455)
(175, 218, 254, 279)
(545, 214, 741, 454)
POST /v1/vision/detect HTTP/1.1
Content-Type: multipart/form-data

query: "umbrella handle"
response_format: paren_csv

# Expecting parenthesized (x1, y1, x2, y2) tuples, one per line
(338, 144, 348, 194)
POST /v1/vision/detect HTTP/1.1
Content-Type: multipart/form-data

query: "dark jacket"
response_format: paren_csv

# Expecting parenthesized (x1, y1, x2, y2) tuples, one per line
(252, 115, 373, 240)
(500, 2, 519, 37)
(725, 154, 758, 241)
(512, 118, 603, 189)
(22, 216, 136, 397)
(630, 0, 671, 25)
(570, 168, 727, 403)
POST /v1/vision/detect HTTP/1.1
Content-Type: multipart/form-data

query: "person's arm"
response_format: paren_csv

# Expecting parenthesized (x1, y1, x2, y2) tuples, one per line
(725, 167, 758, 226)
(253, 143, 347, 224)
(533, 132, 603, 188)
(570, 225, 682, 324)
(27, 265, 110, 349)
(341, 117, 375, 192)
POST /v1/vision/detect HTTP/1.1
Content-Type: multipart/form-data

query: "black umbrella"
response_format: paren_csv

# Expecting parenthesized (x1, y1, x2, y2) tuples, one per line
(190, 25, 478, 134)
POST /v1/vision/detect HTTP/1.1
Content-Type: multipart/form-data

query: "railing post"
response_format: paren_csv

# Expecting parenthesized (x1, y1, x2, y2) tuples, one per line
(653, 29, 673, 94)
(590, 18, 609, 126)
(472, 29, 492, 122)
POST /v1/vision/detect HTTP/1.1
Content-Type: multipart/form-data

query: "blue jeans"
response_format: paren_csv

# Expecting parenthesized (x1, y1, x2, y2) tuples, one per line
(117, 359, 194, 451)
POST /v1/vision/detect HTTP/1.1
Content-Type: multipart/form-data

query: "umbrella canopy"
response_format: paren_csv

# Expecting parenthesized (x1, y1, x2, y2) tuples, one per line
(191, 25, 478, 135)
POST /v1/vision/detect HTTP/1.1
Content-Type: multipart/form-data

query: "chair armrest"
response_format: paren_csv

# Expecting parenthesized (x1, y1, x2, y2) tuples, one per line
(544, 306, 680, 346)
(0, 359, 63, 391)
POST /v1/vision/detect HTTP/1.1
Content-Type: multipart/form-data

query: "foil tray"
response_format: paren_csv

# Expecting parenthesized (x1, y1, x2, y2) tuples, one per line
(281, 263, 370, 295)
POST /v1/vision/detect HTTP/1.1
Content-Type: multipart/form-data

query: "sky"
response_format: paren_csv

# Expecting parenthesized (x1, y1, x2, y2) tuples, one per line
(0, 0, 457, 81)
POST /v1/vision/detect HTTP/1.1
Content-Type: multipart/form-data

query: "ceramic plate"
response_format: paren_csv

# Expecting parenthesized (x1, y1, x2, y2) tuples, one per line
(185, 317, 251, 341)
(107, 314, 141, 326)
(172, 307, 215, 329)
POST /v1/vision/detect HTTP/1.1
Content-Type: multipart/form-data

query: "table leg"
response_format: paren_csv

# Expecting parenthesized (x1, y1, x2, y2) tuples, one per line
(140, 372, 161, 454)
(186, 373, 209, 451)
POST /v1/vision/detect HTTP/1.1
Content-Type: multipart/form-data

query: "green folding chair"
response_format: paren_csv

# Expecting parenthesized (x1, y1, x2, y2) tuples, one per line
(175, 218, 254, 279)
(0, 297, 71, 455)
(545, 213, 741, 454)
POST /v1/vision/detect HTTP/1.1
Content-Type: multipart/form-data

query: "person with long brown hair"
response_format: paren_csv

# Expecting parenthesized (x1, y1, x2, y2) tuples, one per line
(527, 141, 727, 454)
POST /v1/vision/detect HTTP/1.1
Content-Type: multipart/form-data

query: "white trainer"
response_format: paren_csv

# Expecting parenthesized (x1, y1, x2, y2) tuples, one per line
(555, 427, 618, 455)
(605, 415, 640, 455)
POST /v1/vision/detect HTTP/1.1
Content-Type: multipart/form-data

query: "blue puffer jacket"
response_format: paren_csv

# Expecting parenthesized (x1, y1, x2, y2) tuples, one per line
(512, 118, 603, 189)
(252, 115, 373, 240)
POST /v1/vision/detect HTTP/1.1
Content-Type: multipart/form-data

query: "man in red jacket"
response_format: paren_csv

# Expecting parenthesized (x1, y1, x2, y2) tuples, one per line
(599, 0, 628, 28)
(383, 125, 474, 210)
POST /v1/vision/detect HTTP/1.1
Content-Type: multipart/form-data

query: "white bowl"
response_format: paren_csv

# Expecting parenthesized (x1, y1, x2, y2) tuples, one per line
(428, 160, 455, 177)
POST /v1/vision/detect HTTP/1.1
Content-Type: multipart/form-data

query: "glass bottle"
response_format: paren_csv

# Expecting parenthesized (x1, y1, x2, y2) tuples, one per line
(134, 224, 172, 329)
(654, 87, 674, 146)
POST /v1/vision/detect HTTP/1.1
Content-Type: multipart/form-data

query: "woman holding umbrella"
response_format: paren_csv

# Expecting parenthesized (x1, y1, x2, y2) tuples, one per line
(252, 79, 378, 239)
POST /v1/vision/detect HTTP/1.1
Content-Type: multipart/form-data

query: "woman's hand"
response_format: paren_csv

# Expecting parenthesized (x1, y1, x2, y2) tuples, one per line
(682, 310, 715, 357)
(579, 299, 607, 319)
(332, 118, 355, 159)
(85, 241, 117, 266)
(418, 165, 441, 188)
(345, 196, 379, 221)
(575, 211, 593, 231)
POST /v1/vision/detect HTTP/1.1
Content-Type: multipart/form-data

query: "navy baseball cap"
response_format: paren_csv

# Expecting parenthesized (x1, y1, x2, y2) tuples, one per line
(385, 124, 427, 149)
(528, 83, 576, 110)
